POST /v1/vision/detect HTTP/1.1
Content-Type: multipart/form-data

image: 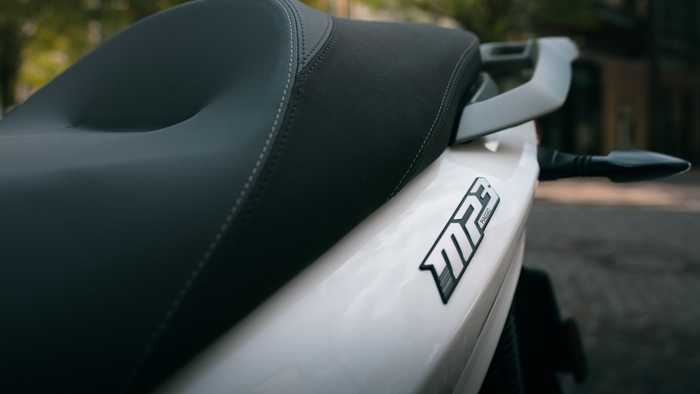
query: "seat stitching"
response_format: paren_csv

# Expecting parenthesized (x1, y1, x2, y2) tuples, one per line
(296, 2, 306, 64)
(389, 39, 479, 197)
(303, 16, 333, 71)
(245, 28, 337, 210)
(282, 0, 333, 71)
(282, 0, 305, 65)
(121, 1, 297, 391)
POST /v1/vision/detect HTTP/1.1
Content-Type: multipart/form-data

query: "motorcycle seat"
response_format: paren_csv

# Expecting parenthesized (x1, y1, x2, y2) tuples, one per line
(0, 0, 481, 392)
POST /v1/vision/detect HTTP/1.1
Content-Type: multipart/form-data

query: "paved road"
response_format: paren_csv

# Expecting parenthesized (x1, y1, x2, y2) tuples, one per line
(524, 200, 700, 394)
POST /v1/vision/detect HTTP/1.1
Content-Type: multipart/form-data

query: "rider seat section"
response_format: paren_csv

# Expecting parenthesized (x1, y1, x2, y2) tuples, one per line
(0, 0, 481, 392)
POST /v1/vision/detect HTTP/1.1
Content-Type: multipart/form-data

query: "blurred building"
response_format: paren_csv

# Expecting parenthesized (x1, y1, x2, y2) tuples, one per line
(539, 0, 700, 162)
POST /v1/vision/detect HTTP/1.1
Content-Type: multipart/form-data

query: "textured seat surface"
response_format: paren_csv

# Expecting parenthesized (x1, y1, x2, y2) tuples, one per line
(0, 0, 481, 392)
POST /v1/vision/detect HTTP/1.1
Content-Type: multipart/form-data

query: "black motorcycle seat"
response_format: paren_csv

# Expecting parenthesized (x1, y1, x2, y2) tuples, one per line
(0, 0, 481, 392)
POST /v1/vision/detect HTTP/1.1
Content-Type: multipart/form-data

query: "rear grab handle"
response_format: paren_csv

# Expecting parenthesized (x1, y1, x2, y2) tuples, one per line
(454, 37, 579, 144)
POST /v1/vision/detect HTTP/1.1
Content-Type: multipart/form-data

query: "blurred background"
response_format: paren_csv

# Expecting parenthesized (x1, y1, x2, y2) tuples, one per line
(2, 1, 700, 160)
(1, 0, 697, 393)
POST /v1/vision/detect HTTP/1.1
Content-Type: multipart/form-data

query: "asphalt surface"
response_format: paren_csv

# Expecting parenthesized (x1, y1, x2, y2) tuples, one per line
(524, 194, 700, 394)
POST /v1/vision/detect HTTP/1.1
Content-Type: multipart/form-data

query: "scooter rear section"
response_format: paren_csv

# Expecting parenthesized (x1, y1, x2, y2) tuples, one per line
(0, 0, 690, 393)
(157, 122, 539, 394)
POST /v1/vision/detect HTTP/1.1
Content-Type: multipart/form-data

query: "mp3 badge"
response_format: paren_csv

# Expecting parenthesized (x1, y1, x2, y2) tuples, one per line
(419, 178, 500, 304)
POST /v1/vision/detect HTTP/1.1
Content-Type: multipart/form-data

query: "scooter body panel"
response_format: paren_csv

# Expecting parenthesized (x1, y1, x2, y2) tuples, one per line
(158, 122, 539, 394)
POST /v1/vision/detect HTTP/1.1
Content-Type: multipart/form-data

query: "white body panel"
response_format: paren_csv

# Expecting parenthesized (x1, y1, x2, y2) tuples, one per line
(158, 122, 539, 394)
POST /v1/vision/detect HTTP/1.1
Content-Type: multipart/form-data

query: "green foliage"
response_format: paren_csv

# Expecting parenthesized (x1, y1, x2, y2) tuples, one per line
(0, 0, 188, 111)
(361, 0, 598, 42)
(302, 0, 326, 9)
(0, 0, 597, 112)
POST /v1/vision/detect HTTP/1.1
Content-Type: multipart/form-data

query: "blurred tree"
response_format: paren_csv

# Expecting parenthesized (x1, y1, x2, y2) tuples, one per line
(0, 0, 596, 114)
(0, 0, 41, 111)
(362, 0, 597, 42)
(304, 0, 325, 8)
(0, 0, 187, 113)
(0, 20, 21, 112)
